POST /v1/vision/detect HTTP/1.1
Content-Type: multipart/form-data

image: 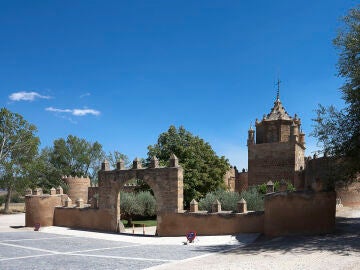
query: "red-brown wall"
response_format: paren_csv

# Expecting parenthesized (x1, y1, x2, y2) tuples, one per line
(25, 195, 66, 227)
(156, 211, 264, 236)
(264, 191, 336, 237)
(54, 207, 116, 231)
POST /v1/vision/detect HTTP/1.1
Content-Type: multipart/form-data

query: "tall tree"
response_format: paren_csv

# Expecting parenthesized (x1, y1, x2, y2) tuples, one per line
(106, 151, 130, 169)
(312, 6, 360, 188)
(0, 108, 39, 213)
(147, 125, 230, 206)
(49, 135, 105, 186)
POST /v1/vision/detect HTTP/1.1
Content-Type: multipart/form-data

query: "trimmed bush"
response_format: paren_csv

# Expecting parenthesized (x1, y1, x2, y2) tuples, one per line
(240, 186, 264, 211)
(199, 190, 241, 212)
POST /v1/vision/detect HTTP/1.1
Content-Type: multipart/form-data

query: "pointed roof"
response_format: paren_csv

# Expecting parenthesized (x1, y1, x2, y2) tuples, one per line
(264, 96, 292, 121)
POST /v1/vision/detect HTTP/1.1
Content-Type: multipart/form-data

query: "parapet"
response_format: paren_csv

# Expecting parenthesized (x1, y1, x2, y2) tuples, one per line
(62, 175, 91, 202)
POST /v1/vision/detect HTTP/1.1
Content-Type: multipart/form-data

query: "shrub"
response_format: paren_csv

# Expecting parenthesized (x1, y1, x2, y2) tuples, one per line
(120, 191, 156, 226)
(11, 193, 25, 203)
(240, 186, 264, 211)
(136, 191, 156, 217)
(199, 189, 240, 212)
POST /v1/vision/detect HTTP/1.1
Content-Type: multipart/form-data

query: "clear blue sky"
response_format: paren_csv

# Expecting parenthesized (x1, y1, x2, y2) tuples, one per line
(0, 1, 357, 169)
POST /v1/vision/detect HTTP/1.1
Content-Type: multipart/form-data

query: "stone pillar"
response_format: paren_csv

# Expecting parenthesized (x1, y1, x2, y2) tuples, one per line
(266, 181, 274, 193)
(169, 154, 179, 167)
(33, 188, 43, 196)
(279, 180, 287, 192)
(190, 199, 198, 212)
(132, 158, 142, 169)
(149, 156, 159, 168)
(116, 159, 125, 170)
(50, 187, 56, 195)
(76, 198, 84, 208)
(212, 199, 221, 213)
(65, 197, 72, 207)
(101, 160, 110, 171)
(237, 198, 247, 213)
(56, 186, 63, 195)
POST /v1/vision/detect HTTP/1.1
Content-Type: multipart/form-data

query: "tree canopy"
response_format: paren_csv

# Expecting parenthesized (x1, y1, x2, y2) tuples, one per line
(312, 6, 360, 187)
(147, 125, 230, 206)
(0, 108, 39, 213)
(49, 135, 105, 185)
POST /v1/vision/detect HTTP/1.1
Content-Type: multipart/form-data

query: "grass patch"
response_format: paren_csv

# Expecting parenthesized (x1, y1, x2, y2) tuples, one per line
(0, 203, 25, 214)
(122, 219, 157, 227)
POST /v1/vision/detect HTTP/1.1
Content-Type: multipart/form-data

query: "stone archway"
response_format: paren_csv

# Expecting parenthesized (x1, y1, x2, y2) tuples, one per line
(97, 154, 183, 232)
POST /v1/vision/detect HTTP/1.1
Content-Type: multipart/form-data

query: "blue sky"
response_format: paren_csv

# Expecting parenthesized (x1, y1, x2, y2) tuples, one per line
(0, 1, 357, 169)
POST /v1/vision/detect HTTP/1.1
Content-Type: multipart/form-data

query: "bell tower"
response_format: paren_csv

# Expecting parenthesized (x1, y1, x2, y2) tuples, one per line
(248, 84, 305, 187)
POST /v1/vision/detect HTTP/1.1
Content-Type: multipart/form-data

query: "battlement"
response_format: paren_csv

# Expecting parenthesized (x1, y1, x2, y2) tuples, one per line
(62, 175, 90, 202)
(62, 175, 91, 185)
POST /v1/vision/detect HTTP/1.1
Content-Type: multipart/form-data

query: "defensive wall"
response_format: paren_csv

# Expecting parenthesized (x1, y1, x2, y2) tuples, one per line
(305, 156, 360, 207)
(62, 175, 90, 203)
(25, 163, 337, 236)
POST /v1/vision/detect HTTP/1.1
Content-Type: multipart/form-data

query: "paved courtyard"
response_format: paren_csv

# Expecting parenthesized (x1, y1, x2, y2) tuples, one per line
(0, 214, 257, 270)
(1, 207, 360, 269)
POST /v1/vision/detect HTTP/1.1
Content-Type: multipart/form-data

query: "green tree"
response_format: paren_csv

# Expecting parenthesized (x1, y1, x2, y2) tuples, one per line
(147, 125, 230, 207)
(26, 148, 63, 192)
(106, 151, 130, 169)
(120, 191, 156, 226)
(0, 108, 39, 213)
(312, 6, 360, 188)
(49, 135, 105, 186)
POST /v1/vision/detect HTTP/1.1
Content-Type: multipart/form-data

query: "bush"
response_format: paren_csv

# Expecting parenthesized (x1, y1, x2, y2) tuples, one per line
(136, 191, 156, 217)
(11, 193, 25, 203)
(199, 189, 241, 212)
(120, 191, 156, 226)
(240, 186, 264, 211)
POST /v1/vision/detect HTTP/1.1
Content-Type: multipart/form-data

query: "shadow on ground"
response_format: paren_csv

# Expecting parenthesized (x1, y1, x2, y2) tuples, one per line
(222, 216, 360, 256)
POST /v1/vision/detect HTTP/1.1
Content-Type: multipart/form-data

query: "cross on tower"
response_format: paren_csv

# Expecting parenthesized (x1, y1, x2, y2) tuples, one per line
(276, 78, 281, 100)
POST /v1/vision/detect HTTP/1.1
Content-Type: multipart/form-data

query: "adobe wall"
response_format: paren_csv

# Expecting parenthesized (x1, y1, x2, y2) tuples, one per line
(337, 181, 360, 207)
(248, 142, 299, 186)
(156, 211, 264, 236)
(87, 187, 99, 203)
(25, 194, 67, 227)
(223, 167, 236, 191)
(235, 171, 248, 193)
(264, 191, 336, 237)
(97, 156, 184, 232)
(54, 208, 114, 231)
(63, 176, 91, 202)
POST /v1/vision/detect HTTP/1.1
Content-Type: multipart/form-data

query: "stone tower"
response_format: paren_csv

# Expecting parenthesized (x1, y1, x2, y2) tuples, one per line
(248, 91, 305, 187)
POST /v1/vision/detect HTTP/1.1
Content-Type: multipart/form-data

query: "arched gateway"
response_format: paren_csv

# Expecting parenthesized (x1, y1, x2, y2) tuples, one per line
(97, 154, 184, 231)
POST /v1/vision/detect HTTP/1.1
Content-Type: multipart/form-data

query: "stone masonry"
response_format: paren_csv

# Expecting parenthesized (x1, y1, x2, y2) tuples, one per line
(97, 154, 184, 231)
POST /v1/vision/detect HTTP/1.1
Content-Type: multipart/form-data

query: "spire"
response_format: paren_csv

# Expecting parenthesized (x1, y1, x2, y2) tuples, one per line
(276, 78, 281, 101)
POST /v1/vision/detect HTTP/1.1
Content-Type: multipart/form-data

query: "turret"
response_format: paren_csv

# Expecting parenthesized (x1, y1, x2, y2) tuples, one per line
(247, 124, 255, 145)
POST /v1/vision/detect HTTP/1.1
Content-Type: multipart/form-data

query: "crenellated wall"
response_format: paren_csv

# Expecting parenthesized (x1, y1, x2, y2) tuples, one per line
(62, 175, 91, 203)
(25, 187, 67, 227)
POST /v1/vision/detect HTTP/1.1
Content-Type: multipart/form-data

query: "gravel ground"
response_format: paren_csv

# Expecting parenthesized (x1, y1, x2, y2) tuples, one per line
(149, 207, 360, 270)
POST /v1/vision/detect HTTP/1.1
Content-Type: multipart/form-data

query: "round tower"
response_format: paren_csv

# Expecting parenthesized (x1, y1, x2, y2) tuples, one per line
(62, 175, 90, 203)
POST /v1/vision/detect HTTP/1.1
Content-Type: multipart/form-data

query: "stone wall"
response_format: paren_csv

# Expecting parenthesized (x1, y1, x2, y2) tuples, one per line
(54, 208, 114, 231)
(248, 142, 302, 186)
(264, 191, 336, 237)
(337, 182, 360, 207)
(63, 176, 91, 203)
(235, 171, 248, 193)
(25, 192, 67, 227)
(157, 211, 264, 236)
(223, 167, 236, 191)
